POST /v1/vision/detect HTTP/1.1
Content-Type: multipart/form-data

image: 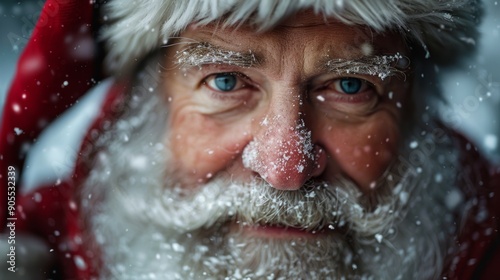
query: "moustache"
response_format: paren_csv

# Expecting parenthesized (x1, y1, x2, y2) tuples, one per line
(120, 166, 421, 240)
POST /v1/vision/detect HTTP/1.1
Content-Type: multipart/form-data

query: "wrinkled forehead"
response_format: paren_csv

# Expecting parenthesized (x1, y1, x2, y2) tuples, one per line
(103, 0, 480, 74)
(180, 10, 407, 60)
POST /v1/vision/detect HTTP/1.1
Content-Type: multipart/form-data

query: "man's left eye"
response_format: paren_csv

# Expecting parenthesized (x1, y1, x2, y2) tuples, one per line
(205, 73, 244, 92)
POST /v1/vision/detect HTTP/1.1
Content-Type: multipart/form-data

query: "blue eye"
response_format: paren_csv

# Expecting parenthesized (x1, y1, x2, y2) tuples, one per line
(213, 73, 237, 91)
(339, 78, 362, 94)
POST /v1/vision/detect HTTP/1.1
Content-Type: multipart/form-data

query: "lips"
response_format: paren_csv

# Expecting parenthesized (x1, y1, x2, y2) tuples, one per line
(232, 221, 343, 239)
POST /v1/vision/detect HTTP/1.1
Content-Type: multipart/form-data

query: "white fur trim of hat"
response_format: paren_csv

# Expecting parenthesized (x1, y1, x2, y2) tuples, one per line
(100, 0, 482, 74)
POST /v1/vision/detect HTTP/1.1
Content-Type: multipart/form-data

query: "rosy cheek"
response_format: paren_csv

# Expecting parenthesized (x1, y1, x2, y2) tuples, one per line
(167, 112, 251, 186)
(321, 118, 400, 192)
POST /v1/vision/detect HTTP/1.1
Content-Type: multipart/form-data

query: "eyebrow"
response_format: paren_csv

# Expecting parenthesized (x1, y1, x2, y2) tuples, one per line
(323, 54, 410, 80)
(175, 42, 259, 69)
(174, 42, 410, 81)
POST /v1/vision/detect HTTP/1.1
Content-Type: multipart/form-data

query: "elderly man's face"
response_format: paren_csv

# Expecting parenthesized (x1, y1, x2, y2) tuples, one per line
(89, 12, 463, 279)
(163, 11, 409, 221)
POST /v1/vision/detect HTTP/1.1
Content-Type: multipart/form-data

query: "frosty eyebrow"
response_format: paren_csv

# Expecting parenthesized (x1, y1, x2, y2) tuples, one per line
(174, 42, 410, 81)
(323, 53, 410, 80)
(175, 42, 259, 69)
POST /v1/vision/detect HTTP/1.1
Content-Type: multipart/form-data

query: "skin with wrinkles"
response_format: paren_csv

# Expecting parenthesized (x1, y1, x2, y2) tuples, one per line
(162, 11, 410, 193)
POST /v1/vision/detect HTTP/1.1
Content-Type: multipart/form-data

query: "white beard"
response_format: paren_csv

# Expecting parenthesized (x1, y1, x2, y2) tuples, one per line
(80, 73, 467, 280)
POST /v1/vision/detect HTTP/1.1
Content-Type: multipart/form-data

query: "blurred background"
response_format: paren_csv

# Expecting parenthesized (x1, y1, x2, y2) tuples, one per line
(1, 1, 500, 190)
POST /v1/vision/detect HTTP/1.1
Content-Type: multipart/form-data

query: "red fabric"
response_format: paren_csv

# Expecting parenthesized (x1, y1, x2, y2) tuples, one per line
(0, 0, 100, 226)
(16, 182, 92, 279)
(442, 135, 500, 280)
(14, 82, 125, 279)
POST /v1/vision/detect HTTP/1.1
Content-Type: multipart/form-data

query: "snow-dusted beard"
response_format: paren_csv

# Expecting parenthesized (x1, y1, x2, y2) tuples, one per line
(81, 75, 466, 280)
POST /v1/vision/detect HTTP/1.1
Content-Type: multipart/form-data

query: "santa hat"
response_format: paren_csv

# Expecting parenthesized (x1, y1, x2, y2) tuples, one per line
(103, 0, 482, 73)
(0, 0, 483, 224)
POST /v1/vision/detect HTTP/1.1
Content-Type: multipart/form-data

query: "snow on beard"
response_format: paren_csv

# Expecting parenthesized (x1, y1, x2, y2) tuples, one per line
(80, 63, 466, 280)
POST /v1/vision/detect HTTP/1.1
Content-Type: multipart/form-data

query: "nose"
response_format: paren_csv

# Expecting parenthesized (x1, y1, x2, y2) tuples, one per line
(242, 110, 327, 191)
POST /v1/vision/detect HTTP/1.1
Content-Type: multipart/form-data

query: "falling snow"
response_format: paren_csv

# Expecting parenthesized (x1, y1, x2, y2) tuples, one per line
(74, 255, 88, 271)
(484, 134, 497, 150)
(409, 141, 418, 149)
(445, 189, 463, 210)
(13, 127, 23, 135)
(33, 192, 42, 202)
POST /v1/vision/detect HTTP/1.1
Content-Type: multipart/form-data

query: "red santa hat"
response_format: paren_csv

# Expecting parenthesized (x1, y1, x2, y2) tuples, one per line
(0, 0, 482, 236)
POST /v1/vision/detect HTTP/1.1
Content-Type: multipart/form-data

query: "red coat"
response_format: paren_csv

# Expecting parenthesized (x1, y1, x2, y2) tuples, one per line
(1, 1, 500, 279)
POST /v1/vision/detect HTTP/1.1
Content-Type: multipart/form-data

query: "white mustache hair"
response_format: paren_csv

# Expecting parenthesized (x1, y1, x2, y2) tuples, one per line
(109, 159, 422, 242)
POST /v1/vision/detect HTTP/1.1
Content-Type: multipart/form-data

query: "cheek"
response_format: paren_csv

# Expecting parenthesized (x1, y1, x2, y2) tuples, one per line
(167, 111, 251, 186)
(321, 113, 400, 192)
(163, 71, 256, 187)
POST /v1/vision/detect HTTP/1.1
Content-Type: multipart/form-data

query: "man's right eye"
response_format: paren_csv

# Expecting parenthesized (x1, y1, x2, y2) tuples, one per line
(337, 78, 365, 94)
(205, 73, 245, 92)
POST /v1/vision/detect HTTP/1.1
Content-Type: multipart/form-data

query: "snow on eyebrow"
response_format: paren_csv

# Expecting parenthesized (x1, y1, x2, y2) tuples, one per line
(175, 42, 258, 69)
(324, 53, 410, 80)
